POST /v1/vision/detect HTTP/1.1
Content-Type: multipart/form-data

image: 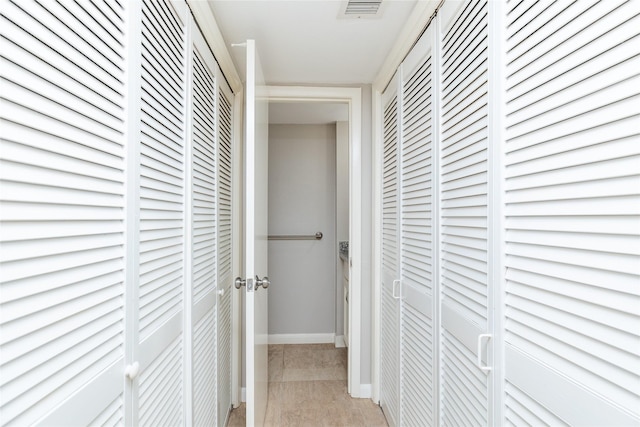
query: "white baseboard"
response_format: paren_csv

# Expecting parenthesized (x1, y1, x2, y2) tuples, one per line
(268, 333, 335, 345)
(241, 387, 246, 403)
(335, 335, 346, 348)
(359, 384, 372, 398)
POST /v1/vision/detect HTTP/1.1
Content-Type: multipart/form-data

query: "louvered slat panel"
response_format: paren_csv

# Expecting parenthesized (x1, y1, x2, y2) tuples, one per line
(505, 381, 569, 427)
(380, 283, 400, 426)
(380, 84, 400, 427)
(139, 335, 183, 427)
(0, 0, 126, 424)
(382, 96, 399, 275)
(440, 0, 489, 328)
(189, 20, 224, 424)
(217, 87, 234, 427)
(401, 49, 433, 302)
(139, 0, 184, 340)
(504, 0, 640, 423)
(218, 91, 233, 283)
(401, 304, 434, 426)
(439, 0, 490, 425)
(441, 330, 488, 426)
(400, 27, 435, 427)
(88, 395, 124, 427)
(191, 47, 216, 304)
(193, 308, 216, 427)
(190, 25, 218, 426)
(217, 287, 232, 424)
(138, 1, 185, 425)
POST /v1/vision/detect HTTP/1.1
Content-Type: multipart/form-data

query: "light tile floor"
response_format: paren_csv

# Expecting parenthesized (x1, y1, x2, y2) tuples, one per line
(228, 344, 388, 426)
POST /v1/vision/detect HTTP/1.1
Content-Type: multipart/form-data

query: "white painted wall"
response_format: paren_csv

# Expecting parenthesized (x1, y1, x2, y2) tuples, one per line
(359, 84, 373, 387)
(268, 124, 337, 336)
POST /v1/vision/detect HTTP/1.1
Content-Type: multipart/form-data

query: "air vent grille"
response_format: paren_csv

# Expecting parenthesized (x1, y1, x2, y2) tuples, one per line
(340, 0, 384, 18)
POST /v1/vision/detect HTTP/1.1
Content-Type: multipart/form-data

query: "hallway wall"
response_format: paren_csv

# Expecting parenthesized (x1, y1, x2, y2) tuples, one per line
(268, 124, 337, 337)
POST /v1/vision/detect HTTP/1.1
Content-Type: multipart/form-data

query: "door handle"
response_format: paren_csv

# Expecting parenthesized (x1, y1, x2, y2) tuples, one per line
(392, 279, 401, 300)
(234, 277, 246, 289)
(125, 361, 140, 380)
(255, 275, 270, 290)
(477, 334, 492, 372)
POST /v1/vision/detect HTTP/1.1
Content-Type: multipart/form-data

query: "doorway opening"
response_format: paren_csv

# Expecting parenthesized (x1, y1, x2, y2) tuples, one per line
(230, 86, 363, 420)
(265, 86, 363, 398)
(267, 102, 347, 352)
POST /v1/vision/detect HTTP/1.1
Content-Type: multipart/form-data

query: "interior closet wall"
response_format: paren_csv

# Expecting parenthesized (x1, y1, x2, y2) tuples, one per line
(267, 124, 337, 339)
(0, 1, 235, 425)
(378, 0, 640, 426)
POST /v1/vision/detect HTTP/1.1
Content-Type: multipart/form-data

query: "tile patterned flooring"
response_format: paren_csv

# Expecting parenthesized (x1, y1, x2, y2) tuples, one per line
(227, 344, 388, 427)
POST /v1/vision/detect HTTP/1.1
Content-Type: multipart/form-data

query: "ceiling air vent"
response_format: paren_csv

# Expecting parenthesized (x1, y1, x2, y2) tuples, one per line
(339, 0, 385, 19)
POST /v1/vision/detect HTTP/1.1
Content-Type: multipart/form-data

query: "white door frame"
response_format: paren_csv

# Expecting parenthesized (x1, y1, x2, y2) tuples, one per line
(266, 85, 363, 397)
(231, 90, 244, 407)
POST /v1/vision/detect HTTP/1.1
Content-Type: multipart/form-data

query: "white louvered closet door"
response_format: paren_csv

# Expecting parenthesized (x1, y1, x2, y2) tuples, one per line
(137, 1, 187, 425)
(503, 0, 640, 424)
(217, 73, 235, 427)
(380, 73, 401, 427)
(190, 18, 218, 427)
(399, 23, 437, 427)
(438, 1, 492, 425)
(0, 1, 127, 425)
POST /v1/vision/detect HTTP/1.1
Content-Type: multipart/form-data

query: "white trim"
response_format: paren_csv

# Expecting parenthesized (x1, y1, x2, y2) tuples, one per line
(265, 85, 363, 398)
(488, 0, 507, 423)
(268, 334, 336, 345)
(359, 384, 372, 399)
(433, 13, 443, 427)
(231, 90, 244, 408)
(349, 88, 363, 399)
(123, 2, 143, 425)
(241, 387, 246, 403)
(214, 48, 235, 417)
(371, 85, 382, 405)
(182, 6, 194, 425)
(335, 335, 346, 348)
(372, 0, 440, 92)
(187, 0, 242, 93)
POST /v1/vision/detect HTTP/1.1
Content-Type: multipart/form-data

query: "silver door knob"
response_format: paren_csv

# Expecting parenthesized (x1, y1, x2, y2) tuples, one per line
(235, 277, 246, 289)
(255, 275, 270, 289)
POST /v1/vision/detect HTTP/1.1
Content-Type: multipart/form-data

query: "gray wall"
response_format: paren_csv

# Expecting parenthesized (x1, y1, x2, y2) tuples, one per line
(267, 124, 337, 335)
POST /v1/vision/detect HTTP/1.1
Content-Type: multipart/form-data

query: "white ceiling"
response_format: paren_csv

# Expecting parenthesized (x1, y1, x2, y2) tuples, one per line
(208, 0, 418, 86)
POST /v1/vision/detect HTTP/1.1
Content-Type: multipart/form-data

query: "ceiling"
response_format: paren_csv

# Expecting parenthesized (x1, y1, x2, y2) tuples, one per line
(208, 0, 418, 86)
